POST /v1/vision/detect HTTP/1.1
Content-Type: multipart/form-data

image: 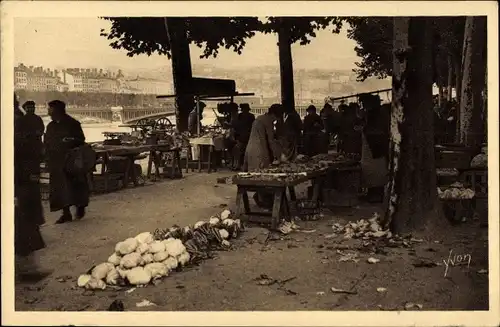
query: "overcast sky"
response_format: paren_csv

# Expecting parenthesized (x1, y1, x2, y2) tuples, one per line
(14, 17, 359, 71)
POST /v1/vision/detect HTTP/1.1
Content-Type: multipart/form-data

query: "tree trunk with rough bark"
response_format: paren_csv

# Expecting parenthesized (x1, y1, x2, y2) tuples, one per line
(383, 17, 439, 234)
(459, 16, 486, 148)
(165, 17, 193, 132)
(278, 19, 295, 112)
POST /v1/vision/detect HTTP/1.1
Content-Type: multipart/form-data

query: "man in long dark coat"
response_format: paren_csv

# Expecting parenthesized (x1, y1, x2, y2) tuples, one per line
(232, 103, 255, 170)
(244, 104, 284, 208)
(14, 94, 50, 282)
(278, 106, 302, 161)
(302, 105, 326, 157)
(44, 100, 89, 224)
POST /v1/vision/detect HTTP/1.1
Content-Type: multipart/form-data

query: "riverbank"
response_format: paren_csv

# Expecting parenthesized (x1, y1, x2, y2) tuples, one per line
(15, 171, 489, 312)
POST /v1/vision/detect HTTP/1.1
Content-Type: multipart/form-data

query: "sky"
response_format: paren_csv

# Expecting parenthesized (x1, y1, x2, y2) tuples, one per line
(14, 17, 359, 72)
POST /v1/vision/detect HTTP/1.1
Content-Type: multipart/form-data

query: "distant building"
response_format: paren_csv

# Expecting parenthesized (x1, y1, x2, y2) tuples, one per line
(125, 77, 172, 95)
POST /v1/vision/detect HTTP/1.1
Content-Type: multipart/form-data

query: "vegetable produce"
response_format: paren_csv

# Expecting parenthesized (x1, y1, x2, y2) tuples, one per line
(108, 253, 121, 266)
(91, 263, 115, 280)
(136, 242, 150, 254)
(144, 262, 168, 279)
(153, 251, 169, 262)
(78, 208, 244, 289)
(438, 182, 475, 200)
(142, 253, 154, 264)
(135, 232, 154, 244)
(149, 241, 166, 253)
(86, 278, 107, 290)
(470, 153, 487, 168)
(77, 274, 92, 287)
(120, 252, 143, 269)
(127, 267, 152, 285)
(162, 256, 178, 271)
(106, 268, 120, 285)
(116, 238, 138, 255)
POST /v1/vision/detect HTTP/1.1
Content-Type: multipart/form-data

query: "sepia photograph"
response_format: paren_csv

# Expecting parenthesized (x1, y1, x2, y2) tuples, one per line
(1, 1, 498, 326)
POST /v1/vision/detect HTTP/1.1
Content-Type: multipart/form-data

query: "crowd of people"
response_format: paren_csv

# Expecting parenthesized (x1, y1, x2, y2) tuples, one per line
(14, 91, 462, 283)
(14, 94, 92, 283)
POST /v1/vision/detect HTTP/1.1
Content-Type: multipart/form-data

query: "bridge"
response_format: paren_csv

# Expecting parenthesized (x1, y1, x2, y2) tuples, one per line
(36, 88, 391, 124)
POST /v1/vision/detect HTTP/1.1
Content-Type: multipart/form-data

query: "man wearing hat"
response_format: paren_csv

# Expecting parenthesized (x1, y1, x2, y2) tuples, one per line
(231, 103, 255, 170)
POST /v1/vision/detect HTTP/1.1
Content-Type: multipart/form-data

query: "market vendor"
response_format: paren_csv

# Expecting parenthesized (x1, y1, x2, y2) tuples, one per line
(338, 102, 362, 155)
(278, 105, 303, 161)
(243, 103, 286, 209)
(188, 101, 206, 135)
(303, 105, 326, 157)
(231, 103, 255, 170)
(360, 96, 390, 203)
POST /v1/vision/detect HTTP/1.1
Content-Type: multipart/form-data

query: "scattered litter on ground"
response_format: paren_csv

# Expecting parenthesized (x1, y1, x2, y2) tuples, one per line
(324, 233, 337, 239)
(254, 274, 276, 286)
(410, 238, 424, 243)
(125, 287, 136, 294)
(404, 302, 423, 310)
(338, 251, 359, 263)
(330, 286, 357, 295)
(298, 229, 316, 234)
(56, 275, 72, 283)
(136, 299, 156, 308)
(367, 257, 380, 264)
(331, 213, 393, 241)
(316, 291, 325, 296)
(376, 287, 387, 293)
(477, 269, 488, 274)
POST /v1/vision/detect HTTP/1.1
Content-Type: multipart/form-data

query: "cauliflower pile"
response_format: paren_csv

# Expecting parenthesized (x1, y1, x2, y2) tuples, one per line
(331, 213, 392, 240)
(78, 209, 243, 290)
(438, 182, 475, 200)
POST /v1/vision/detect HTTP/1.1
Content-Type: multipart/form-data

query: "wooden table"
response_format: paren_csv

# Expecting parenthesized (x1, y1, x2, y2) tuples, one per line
(147, 144, 183, 180)
(91, 145, 151, 192)
(189, 136, 225, 173)
(233, 169, 328, 230)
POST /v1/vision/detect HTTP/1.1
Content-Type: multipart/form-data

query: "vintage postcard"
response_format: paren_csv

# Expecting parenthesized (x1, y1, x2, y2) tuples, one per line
(1, 1, 498, 326)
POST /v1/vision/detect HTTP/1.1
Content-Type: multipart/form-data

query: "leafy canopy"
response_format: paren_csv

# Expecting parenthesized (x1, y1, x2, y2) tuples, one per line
(100, 17, 344, 59)
(345, 17, 466, 82)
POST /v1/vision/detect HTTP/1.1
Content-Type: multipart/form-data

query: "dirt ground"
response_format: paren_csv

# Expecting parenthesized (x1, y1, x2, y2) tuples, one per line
(15, 171, 490, 311)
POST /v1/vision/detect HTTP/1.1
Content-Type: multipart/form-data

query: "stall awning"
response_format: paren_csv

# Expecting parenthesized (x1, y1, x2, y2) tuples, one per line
(157, 77, 254, 100)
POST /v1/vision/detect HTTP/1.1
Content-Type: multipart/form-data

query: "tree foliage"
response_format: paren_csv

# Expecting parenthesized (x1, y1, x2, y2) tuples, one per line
(260, 17, 343, 44)
(100, 16, 344, 59)
(345, 17, 466, 82)
(100, 17, 261, 59)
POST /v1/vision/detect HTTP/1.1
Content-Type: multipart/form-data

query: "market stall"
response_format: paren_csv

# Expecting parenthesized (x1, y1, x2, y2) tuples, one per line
(157, 77, 255, 173)
(230, 153, 359, 230)
(90, 144, 152, 192)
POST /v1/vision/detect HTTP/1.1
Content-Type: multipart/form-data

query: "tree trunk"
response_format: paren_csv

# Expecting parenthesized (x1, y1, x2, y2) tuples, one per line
(278, 19, 295, 112)
(164, 17, 193, 132)
(383, 17, 438, 234)
(458, 17, 486, 148)
(454, 57, 462, 103)
(446, 54, 453, 102)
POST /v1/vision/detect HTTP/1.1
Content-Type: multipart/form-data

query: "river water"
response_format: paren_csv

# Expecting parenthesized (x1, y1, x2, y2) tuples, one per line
(42, 112, 218, 143)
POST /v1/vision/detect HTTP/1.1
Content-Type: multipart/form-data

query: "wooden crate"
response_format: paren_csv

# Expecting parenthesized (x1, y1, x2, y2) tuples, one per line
(461, 169, 488, 198)
(441, 198, 475, 224)
(322, 188, 360, 207)
(90, 173, 123, 193)
(435, 150, 473, 169)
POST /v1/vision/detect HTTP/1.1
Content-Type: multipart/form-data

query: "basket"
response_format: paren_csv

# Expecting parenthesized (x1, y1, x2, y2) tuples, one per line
(441, 198, 475, 223)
